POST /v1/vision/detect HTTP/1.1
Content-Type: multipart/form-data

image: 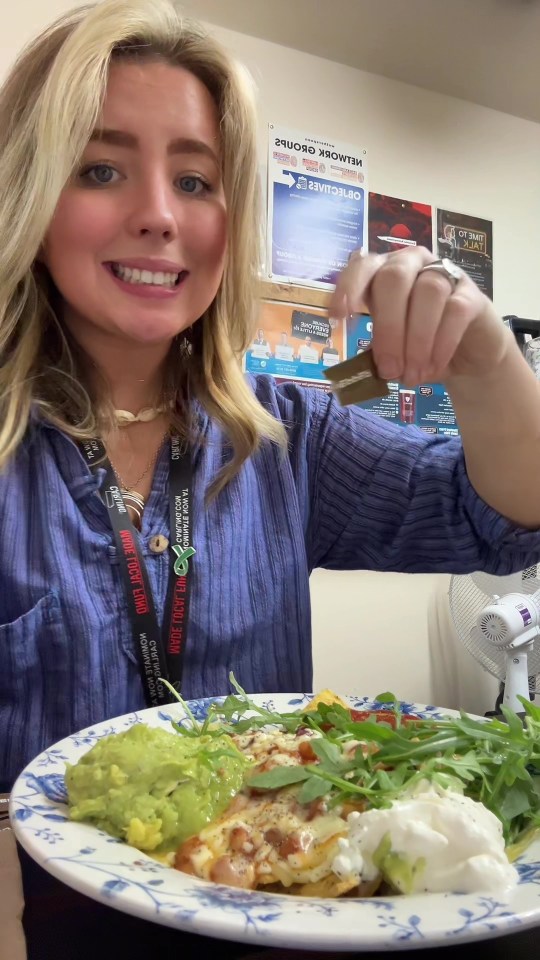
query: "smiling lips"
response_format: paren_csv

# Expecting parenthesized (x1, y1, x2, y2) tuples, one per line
(105, 260, 189, 297)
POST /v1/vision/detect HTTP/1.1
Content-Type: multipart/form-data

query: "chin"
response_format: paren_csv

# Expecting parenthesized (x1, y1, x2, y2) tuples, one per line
(126, 329, 179, 346)
(116, 318, 191, 346)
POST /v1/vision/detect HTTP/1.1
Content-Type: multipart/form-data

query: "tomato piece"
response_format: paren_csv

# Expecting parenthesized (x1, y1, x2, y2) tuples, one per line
(319, 708, 421, 733)
(349, 710, 372, 723)
(349, 709, 420, 727)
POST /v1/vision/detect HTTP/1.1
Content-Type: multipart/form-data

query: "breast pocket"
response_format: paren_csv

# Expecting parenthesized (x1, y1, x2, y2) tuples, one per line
(0, 592, 70, 788)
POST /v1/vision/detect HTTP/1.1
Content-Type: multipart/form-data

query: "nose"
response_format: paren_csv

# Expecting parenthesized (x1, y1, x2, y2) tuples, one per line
(126, 176, 178, 241)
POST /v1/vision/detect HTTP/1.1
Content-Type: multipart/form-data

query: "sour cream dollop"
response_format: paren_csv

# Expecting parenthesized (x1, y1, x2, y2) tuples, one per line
(332, 784, 518, 894)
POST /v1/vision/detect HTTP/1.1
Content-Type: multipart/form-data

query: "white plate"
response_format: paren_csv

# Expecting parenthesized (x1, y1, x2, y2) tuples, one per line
(10, 694, 540, 952)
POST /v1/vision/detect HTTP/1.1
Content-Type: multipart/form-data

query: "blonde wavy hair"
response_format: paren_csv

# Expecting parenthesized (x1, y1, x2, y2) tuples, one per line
(0, 0, 285, 492)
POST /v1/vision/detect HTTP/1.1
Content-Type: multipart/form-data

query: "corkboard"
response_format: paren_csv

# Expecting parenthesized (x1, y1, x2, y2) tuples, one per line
(258, 280, 368, 314)
(259, 281, 332, 310)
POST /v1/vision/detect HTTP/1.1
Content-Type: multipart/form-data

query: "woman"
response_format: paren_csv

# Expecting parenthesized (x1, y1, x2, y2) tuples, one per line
(1, 0, 540, 792)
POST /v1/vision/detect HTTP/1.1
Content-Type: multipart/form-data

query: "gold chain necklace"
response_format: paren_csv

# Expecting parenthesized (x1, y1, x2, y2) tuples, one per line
(108, 431, 169, 528)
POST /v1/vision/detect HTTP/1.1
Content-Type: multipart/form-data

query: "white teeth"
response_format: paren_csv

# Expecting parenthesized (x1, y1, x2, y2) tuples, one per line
(111, 263, 180, 286)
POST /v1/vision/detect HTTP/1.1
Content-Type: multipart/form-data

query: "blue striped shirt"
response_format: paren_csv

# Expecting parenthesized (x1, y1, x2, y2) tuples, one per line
(2, 375, 540, 788)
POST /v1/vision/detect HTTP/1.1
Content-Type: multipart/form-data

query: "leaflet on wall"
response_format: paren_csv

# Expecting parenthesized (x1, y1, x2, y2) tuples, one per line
(368, 193, 432, 254)
(246, 299, 345, 385)
(436, 208, 493, 299)
(274, 377, 332, 395)
(267, 124, 367, 289)
(345, 314, 459, 437)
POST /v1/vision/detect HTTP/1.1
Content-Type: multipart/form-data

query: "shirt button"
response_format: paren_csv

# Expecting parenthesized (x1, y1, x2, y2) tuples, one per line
(149, 534, 169, 554)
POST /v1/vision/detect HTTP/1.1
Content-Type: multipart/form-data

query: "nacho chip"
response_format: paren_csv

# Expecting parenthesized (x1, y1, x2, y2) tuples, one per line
(305, 689, 350, 712)
(292, 872, 360, 898)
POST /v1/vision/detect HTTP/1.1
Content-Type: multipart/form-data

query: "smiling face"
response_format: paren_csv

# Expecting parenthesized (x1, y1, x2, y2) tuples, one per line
(41, 59, 227, 349)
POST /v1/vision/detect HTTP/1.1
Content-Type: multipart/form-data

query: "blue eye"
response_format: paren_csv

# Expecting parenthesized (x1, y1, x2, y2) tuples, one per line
(178, 175, 209, 195)
(80, 164, 119, 185)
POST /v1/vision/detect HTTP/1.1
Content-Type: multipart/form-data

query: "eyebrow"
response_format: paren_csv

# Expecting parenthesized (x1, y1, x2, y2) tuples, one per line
(89, 128, 219, 164)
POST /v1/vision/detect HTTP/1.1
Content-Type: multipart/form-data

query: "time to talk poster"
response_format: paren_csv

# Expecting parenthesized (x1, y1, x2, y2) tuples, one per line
(436, 208, 493, 300)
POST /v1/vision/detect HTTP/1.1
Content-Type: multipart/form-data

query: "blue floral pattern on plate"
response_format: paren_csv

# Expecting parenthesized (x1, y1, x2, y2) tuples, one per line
(10, 694, 540, 951)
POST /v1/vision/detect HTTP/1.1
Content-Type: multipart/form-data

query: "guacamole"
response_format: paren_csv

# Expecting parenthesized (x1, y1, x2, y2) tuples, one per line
(65, 724, 249, 852)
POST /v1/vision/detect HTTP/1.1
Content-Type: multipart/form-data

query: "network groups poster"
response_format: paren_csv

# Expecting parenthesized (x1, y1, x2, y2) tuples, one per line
(267, 124, 368, 289)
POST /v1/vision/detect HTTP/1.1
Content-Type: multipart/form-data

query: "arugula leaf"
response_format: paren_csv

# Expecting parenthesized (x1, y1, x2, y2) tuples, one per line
(310, 738, 342, 769)
(297, 776, 332, 804)
(248, 766, 311, 789)
(518, 696, 540, 722)
(500, 784, 533, 821)
(374, 691, 398, 705)
(209, 677, 305, 733)
(374, 769, 395, 792)
(159, 678, 201, 733)
(500, 706, 526, 739)
(346, 720, 397, 742)
(434, 751, 487, 782)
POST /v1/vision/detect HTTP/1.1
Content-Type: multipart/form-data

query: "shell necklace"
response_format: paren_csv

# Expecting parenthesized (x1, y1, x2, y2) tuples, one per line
(113, 405, 167, 427)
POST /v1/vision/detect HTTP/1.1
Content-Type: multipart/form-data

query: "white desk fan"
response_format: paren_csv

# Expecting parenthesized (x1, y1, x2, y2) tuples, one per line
(448, 568, 540, 714)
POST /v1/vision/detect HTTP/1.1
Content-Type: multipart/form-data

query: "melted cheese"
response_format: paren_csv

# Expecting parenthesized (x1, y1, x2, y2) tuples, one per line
(174, 725, 357, 891)
(175, 787, 348, 889)
(230, 727, 321, 772)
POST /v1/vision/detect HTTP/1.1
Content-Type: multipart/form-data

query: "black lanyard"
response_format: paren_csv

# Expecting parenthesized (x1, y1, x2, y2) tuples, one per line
(80, 436, 194, 706)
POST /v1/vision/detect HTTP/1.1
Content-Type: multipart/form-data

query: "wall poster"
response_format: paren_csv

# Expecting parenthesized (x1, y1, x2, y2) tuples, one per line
(267, 124, 367, 289)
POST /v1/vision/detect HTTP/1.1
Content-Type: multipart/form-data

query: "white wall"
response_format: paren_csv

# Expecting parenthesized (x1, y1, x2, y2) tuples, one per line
(5, 3, 536, 710)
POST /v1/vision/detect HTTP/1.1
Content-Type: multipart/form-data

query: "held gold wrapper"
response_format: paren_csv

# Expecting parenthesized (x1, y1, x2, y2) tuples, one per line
(323, 350, 389, 406)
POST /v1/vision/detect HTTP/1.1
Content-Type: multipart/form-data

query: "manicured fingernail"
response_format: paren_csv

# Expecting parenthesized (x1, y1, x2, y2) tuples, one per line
(377, 356, 400, 380)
